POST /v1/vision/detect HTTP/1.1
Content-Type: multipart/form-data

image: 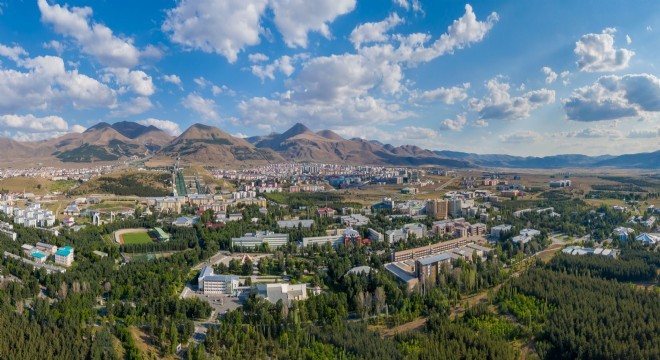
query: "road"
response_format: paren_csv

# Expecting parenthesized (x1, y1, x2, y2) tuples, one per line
(434, 178, 456, 192)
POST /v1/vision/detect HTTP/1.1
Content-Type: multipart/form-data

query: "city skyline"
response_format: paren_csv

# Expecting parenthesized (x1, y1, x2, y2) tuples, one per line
(0, 0, 658, 156)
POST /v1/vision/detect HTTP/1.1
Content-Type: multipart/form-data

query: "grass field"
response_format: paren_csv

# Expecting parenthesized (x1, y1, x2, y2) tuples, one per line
(122, 232, 153, 245)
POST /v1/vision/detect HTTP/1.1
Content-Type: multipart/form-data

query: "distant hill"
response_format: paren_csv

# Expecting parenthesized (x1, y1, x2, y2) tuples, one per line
(154, 123, 284, 166)
(434, 150, 658, 169)
(248, 123, 471, 167)
(0, 121, 655, 168)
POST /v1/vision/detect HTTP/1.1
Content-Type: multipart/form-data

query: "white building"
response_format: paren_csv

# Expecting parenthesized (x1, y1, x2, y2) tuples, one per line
(256, 283, 307, 306)
(198, 266, 240, 295)
(635, 233, 660, 245)
(231, 231, 289, 249)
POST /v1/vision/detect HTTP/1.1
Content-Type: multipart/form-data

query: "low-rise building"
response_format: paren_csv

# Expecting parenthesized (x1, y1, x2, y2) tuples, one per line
(635, 233, 659, 245)
(198, 266, 240, 295)
(54, 246, 74, 267)
(35, 242, 57, 254)
(256, 283, 307, 306)
(232, 231, 289, 249)
(277, 219, 314, 229)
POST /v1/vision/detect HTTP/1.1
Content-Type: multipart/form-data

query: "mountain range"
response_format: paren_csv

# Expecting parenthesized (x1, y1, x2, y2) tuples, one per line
(0, 121, 656, 169)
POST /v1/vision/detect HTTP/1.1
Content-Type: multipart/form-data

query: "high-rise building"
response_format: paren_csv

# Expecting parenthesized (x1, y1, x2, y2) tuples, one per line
(448, 198, 463, 217)
(425, 199, 448, 219)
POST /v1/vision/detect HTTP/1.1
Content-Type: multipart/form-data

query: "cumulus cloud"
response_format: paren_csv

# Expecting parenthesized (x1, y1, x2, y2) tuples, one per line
(71, 124, 86, 133)
(163, 0, 268, 63)
(542, 66, 557, 84)
(440, 113, 467, 131)
(137, 118, 182, 136)
(239, 4, 497, 131)
(393, 0, 423, 13)
(574, 29, 634, 72)
(42, 40, 65, 54)
(0, 114, 68, 132)
(37, 0, 157, 68)
(248, 53, 269, 63)
(469, 78, 555, 120)
(0, 55, 116, 112)
(182, 93, 221, 121)
(103, 68, 155, 96)
(0, 43, 28, 61)
(270, 0, 356, 48)
(162, 74, 182, 88)
(359, 4, 498, 66)
(1, 114, 88, 142)
(109, 97, 152, 117)
(250, 55, 302, 81)
(412, 83, 470, 104)
(499, 130, 542, 143)
(350, 13, 403, 48)
(563, 73, 660, 121)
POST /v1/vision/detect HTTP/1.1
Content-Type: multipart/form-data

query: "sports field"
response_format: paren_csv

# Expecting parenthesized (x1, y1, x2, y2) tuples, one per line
(122, 232, 153, 245)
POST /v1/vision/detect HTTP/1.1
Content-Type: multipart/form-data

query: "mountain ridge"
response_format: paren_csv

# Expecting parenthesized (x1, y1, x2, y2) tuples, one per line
(0, 121, 655, 168)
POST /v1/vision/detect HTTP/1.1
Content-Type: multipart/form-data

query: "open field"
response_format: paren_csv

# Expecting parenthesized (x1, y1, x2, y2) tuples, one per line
(114, 228, 150, 244)
(122, 232, 153, 245)
(0, 177, 53, 195)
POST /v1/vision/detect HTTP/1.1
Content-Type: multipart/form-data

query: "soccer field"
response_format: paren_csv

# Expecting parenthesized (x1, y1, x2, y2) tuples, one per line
(122, 232, 153, 245)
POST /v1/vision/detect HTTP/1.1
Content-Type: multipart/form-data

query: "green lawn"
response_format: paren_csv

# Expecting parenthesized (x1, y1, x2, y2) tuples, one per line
(122, 232, 154, 245)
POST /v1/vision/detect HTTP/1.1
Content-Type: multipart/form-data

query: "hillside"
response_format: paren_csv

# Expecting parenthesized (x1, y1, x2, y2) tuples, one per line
(249, 123, 471, 167)
(154, 123, 285, 166)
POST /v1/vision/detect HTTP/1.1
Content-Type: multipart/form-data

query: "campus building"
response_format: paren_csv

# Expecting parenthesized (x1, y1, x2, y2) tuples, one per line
(198, 266, 240, 295)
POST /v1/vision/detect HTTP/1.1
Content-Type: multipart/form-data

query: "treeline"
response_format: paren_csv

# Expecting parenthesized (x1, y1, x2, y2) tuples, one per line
(85, 173, 171, 197)
(548, 251, 658, 282)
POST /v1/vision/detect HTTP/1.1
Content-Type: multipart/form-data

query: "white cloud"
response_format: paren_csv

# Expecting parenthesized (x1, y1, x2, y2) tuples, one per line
(270, 0, 356, 48)
(350, 13, 403, 48)
(110, 97, 153, 117)
(250, 54, 303, 81)
(37, 0, 157, 68)
(162, 74, 182, 89)
(71, 124, 86, 133)
(359, 5, 498, 66)
(393, 0, 423, 13)
(182, 93, 221, 121)
(412, 83, 470, 104)
(103, 68, 155, 96)
(560, 71, 570, 86)
(626, 34, 632, 45)
(542, 66, 557, 84)
(440, 113, 467, 131)
(194, 77, 212, 89)
(627, 127, 659, 138)
(232, 132, 249, 138)
(563, 73, 660, 121)
(248, 53, 269, 63)
(400, 126, 440, 139)
(500, 130, 542, 143)
(163, 0, 268, 63)
(574, 29, 634, 72)
(473, 119, 488, 127)
(0, 114, 68, 132)
(0, 55, 116, 112)
(239, 4, 496, 131)
(0, 43, 27, 61)
(137, 118, 182, 136)
(563, 127, 623, 139)
(469, 78, 555, 120)
(42, 40, 65, 54)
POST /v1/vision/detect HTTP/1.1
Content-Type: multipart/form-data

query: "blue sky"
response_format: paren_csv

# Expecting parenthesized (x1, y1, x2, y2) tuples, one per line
(0, 0, 658, 156)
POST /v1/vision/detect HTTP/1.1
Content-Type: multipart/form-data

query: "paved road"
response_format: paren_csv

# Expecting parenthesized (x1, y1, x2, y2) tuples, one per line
(434, 178, 456, 192)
